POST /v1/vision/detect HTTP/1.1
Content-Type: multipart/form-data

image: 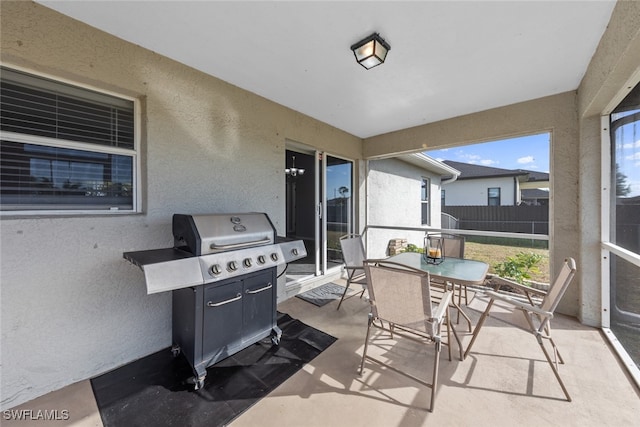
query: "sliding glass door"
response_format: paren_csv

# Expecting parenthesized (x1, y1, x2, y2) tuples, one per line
(325, 155, 353, 271)
(285, 148, 354, 283)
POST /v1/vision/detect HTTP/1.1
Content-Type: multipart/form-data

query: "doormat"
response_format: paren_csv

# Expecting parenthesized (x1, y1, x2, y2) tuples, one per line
(295, 282, 349, 307)
(91, 313, 337, 427)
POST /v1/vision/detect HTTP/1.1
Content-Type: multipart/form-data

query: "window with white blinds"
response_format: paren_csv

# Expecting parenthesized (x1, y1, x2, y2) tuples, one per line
(0, 67, 137, 213)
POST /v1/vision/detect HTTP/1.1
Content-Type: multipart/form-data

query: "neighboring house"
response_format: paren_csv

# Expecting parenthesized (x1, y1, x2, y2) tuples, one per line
(521, 188, 550, 206)
(441, 160, 549, 206)
(366, 154, 460, 258)
(519, 169, 551, 206)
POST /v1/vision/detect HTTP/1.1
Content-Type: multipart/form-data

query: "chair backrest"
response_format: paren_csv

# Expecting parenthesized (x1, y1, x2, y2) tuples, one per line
(363, 260, 436, 335)
(442, 234, 465, 258)
(426, 233, 465, 258)
(540, 257, 577, 313)
(339, 234, 366, 268)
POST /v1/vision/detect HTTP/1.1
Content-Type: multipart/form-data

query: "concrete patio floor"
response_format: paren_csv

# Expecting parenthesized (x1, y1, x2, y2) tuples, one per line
(5, 278, 640, 427)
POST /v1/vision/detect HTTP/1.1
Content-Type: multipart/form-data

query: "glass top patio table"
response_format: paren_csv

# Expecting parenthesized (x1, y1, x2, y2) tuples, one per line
(386, 252, 489, 285)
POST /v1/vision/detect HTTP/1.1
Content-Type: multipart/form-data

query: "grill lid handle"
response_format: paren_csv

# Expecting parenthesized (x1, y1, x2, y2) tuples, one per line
(209, 237, 271, 251)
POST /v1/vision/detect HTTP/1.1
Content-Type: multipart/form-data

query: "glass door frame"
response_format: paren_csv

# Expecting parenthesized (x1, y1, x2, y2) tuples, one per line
(600, 108, 640, 387)
(322, 152, 356, 275)
(315, 150, 324, 276)
(284, 145, 355, 283)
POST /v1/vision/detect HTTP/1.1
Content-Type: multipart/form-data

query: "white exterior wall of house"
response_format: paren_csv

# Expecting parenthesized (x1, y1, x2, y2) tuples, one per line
(366, 158, 442, 259)
(443, 176, 518, 206)
(0, 2, 362, 409)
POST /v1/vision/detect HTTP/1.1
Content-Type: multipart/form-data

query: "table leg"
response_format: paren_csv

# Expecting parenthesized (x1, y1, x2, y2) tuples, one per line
(448, 281, 472, 332)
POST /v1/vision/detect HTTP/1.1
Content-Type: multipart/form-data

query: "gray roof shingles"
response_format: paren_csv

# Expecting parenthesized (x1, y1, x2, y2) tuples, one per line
(441, 160, 549, 182)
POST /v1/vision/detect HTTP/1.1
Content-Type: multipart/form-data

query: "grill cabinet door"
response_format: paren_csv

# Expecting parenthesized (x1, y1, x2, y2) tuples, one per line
(242, 270, 276, 344)
(202, 279, 243, 362)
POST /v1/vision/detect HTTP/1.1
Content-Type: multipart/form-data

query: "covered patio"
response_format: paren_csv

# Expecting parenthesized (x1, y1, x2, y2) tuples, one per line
(2, 1, 640, 423)
(5, 278, 639, 426)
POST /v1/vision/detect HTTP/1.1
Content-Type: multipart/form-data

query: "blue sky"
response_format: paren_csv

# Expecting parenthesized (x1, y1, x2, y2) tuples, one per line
(425, 133, 550, 173)
(613, 111, 640, 197)
(426, 129, 640, 197)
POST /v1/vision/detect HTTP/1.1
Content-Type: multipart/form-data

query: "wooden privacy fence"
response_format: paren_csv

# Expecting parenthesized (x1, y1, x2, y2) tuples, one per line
(443, 205, 549, 235)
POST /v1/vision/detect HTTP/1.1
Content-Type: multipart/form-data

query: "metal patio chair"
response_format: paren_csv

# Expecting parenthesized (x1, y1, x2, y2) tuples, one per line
(426, 232, 470, 328)
(464, 257, 577, 401)
(359, 260, 457, 412)
(440, 232, 467, 299)
(336, 234, 368, 310)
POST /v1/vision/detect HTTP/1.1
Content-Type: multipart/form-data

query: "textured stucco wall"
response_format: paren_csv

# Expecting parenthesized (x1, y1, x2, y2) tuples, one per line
(0, 2, 361, 408)
(366, 158, 442, 258)
(364, 92, 581, 317)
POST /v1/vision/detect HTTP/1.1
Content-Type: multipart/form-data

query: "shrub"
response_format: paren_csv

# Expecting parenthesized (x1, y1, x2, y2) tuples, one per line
(404, 243, 424, 253)
(493, 251, 543, 284)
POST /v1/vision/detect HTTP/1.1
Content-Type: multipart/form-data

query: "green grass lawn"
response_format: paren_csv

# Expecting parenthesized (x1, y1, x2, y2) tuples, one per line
(465, 241, 550, 283)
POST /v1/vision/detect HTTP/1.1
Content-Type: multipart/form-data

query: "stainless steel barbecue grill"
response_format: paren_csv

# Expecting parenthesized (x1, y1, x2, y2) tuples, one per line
(123, 212, 306, 389)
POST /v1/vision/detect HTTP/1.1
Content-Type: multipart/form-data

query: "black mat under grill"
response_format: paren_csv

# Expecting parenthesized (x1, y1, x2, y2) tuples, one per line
(91, 313, 336, 427)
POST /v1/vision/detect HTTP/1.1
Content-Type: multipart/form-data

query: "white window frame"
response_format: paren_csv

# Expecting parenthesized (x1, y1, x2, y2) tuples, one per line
(421, 177, 430, 225)
(0, 65, 141, 216)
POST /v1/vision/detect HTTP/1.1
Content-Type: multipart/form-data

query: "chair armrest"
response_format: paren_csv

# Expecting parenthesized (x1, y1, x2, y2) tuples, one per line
(351, 275, 368, 285)
(345, 267, 368, 284)
(431, 290, 453, 322)
(485, 290, 553, 318)
(488, 275, 547, 297)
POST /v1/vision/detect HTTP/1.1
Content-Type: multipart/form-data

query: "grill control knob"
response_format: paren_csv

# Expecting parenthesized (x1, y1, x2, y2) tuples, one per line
(209, 264, 222, 276)
(257, 255, 266, 265)
(243, 258, 252, 268)
(291, 248, 299, 256)
(227, 261, 238, 272)
(270, 253, 279, 262)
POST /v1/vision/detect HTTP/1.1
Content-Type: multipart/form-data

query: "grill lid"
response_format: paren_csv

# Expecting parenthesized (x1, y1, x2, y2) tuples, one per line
(173, 213, 275, 256)
(124, 212, 307, 294)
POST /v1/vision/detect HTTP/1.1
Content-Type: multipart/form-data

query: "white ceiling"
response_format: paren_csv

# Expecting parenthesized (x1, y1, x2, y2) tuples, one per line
(38, 1, 617, 139)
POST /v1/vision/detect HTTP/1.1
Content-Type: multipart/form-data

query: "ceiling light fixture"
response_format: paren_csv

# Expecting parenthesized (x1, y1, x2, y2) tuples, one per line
(350, 33, 391, 70)
(285, 156, 305, 177)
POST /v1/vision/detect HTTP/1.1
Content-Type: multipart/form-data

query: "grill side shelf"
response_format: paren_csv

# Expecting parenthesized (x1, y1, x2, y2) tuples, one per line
(123, 248, 204, 294)
(123, 248, 194, 269)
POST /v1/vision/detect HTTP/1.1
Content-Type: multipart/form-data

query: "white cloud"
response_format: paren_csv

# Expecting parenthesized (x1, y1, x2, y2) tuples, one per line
(451, 150, 501, 167)
(622, 139, 640, 149)
(459, 153, 498, 166)
(479, 159, 498, 166)
(517, 155, 535, 164)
